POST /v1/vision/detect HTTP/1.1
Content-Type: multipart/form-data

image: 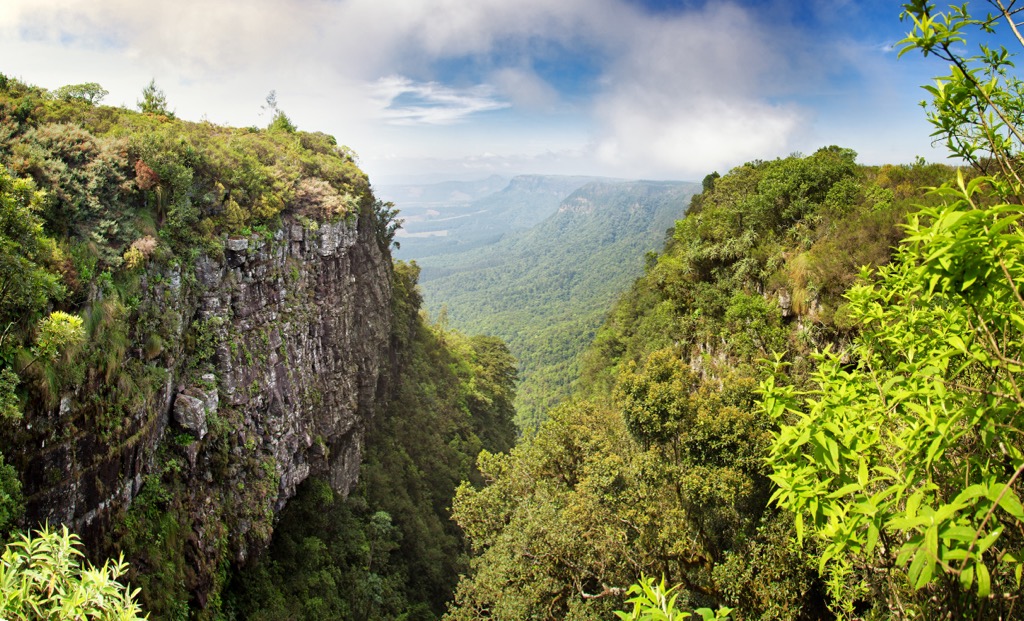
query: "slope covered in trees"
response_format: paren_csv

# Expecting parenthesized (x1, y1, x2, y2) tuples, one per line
(445, 148, 956, 620)
(0, 73, 517, 620)
(417, 180, 699, 430)
(445, 3, 1024, 618)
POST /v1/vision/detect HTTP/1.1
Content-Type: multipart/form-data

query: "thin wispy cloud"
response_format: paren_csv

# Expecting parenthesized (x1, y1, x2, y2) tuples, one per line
(370, 76, 510, 125)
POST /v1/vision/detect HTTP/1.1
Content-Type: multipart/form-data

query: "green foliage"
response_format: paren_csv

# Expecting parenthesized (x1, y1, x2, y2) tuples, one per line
(897, 0, 1024, 181)
(30, 311, 85, 366)
(0, 166, 62, 328)
(372, 199, 402, 251)
(227, 479, 386, 621)
(0, 74, 376, 259)
(137, 79, 173, 117)
(8, 122, 132, 242)
(446, 148, 954, 620)
(616, 348, 699, 446)
(0, 75, 373, 257)
(52, 82, 108, 105)
(0, 452, 22, 538)
(759, 4, 1024, 619)
(263, 91, 297, 133)
(267, 111, 297, 133)
(0, 525, 147, 620)
(0, 75, 398, 618)
(764, 182, 1024, 619)
(615, 576, 731, 621)
(417, 180, 698, 431)
(447, 401, 636, 621)
(580, 151, 953, 398)
(446, 378, 795, 620)
(0, 165, 84, 422)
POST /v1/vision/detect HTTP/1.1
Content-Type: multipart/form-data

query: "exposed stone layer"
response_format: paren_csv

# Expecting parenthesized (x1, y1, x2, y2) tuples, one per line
(12, 211, 391, 602)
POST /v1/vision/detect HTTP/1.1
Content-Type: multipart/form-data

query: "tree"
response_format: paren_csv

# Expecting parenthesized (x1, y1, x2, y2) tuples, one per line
(0, 166, 62, 329)
(0, 166, 72, 422)
(263, 90, 296, 133)
(22, 311, 85, 374)
(372, 199, 402, 251)
(616, 348, 699, 447)
(51, 82, 108, 105)
(0, 453, 21, 538)
(898, 0, 1024, 192)
(137, 79, 173, 117)
(0, 526, 147, 620)
(763, 2, 1024, 618)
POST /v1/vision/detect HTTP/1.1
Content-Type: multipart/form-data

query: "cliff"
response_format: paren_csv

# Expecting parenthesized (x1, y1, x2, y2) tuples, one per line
(8, 212, 393, 611)
(0, 76, 398, 613)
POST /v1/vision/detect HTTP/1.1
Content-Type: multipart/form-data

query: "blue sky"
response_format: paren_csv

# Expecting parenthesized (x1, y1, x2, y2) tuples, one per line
(0, 0, 978, 184)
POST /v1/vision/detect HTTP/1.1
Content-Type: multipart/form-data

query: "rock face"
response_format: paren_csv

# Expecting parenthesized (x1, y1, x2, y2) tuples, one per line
(193, 215, 390, 504)
(10, 210, 392, 606)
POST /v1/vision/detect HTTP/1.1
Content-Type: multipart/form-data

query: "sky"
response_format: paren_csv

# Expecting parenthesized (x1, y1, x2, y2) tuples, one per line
(0, 0, 965, 185)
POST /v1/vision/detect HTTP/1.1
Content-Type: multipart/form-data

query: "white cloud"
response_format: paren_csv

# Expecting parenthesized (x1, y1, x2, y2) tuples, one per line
(489, 67, 561, 111)
(586, 2, 813, 177)
(595, 98, 802, 176)
(0, 0, 608, 79)
(0, 0, 936, 181)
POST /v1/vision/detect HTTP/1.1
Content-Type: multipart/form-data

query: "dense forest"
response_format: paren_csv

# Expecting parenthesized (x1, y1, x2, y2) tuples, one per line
(415, 180, 699, 431)
(2, 1, 1024, 621)
(440, 3, 1024, 618)
(443, 146, 955, 620)
(0, 71, 517, 620)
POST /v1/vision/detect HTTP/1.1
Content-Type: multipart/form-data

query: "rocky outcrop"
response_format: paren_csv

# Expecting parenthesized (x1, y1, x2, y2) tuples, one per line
(191, 215, 390, 505)
(9, 209, 392, 607)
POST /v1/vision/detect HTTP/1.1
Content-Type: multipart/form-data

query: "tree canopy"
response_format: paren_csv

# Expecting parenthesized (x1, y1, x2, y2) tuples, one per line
(762, 2, 1024, 618)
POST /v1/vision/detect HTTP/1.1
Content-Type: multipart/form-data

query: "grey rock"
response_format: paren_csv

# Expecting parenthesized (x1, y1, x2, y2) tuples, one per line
(174, 394, 208, 440)
(16, 211, 393, 610)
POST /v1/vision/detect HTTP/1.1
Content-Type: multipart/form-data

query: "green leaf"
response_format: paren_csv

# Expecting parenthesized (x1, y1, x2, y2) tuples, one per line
(976, 525, 1003, 555)
(940, 525, 977, 542)
(947, 333, 968, 354)
(959, 564, 975, 590)
(995, 486, 1024, 521)
(906, 489, 925, 519)
(953, 484, 989, 505)
(977, 561, 991, 597)
(909, 548, 934, 590)
(866, 522, 880, 555)
(828, 483, 862, 499)
(925, 525, 939, 564)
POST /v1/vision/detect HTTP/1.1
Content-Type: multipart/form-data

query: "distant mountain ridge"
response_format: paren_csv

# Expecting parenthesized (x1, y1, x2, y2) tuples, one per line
(383, 174, 613, 258)
(412, 178, 699, 429)
(377, 174, 509, 207)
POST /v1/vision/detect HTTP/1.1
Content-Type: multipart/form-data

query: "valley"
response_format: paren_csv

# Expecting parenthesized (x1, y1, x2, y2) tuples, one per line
(2, 3, 1024, 620)
(385, 176, 699, 430)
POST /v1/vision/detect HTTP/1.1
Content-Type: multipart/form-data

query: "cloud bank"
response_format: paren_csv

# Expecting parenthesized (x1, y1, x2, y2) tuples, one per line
(0, 0, 926, 181)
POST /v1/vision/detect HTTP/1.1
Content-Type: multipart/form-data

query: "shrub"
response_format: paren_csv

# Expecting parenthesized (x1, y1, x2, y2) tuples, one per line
(0, 525, 147, 620)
